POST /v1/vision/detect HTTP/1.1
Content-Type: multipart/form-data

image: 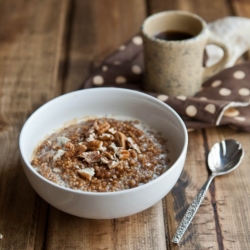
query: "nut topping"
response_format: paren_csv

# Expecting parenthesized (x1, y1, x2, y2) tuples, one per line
(86, 133, 96, 142)
(99, 133, 114, 141)
(32, 117, 169, 192)
(115, 132, 127, 148)
(129, 149, 137, 159)
(117, 149, 130, 160)
(108, 127, 116, 134)
(85, 140, 106, 151)
(57, 136, 70, 146)
(102, 151, 115, 160)
(78, 168, 95, 181)
(96, 121, 110, 134)
(108, 160, 119, 169)
(127, 137, 141, 153)
(101, 156, 109, 164)
(53, 149, 65, 161)
(78, 151, 101, 163)
(77, 144, 87, 154)
(64, 142, 75, 151)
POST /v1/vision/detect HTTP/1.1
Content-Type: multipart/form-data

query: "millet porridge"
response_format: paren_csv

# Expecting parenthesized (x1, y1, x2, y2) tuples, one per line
(31, 117, 169, 192)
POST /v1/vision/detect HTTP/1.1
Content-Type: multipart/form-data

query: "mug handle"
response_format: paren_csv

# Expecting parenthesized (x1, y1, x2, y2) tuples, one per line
(202, 31, 231, 81)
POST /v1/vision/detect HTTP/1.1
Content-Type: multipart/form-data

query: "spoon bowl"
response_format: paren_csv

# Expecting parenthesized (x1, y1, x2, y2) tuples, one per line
(172, 139, 244, 244)
(208, 139, 244, 175)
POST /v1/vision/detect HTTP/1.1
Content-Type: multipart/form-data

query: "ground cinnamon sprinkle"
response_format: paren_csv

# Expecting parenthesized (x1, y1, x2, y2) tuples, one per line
(31, 118, 169, 192)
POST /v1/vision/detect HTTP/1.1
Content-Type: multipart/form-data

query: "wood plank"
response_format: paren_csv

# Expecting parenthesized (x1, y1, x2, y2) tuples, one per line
(46, 202, 166, 250)
(204, 127, 250, 250)
(164, 131, 221, 249)
(205, 2, 250, 249)
(147, 0, 230, 21)
(45, 208, 115, 249)
(47, 1, 168, 249)
(152, 1, 238, 249)
(0, 0, 69, 249)
(63, 0, 147, 93)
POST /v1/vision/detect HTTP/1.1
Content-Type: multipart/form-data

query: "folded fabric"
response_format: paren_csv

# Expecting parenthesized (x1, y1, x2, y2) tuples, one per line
(83, 23, 250, 132)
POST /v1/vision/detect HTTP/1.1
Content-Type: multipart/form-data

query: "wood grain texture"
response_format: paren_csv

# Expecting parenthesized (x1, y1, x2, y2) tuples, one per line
(45, 1, 167, 250)
(205, 127, 250, 250)
(46, 202, 166, 250)
(148, 1, 249, 250)
(63, 0, 146, 93)
(0, 0, 69, 249)
(1, 0, 250, 249)
(147, 0, 230, 21)
(165, 131, 220, 249)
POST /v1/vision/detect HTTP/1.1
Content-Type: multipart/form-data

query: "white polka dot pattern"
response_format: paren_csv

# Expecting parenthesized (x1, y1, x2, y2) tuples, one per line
(186, 105, 197, 117)
(199, 97, 208, 100)
(102, 65, 108, 72)
(157, 94, 168, 101)
(205, 104, 216, 114)
(119, 45, 126, 50)
(219, 88, 231, 96)
(132, 36, 143, 45)
(233, 70, 245, 79)
(177, 95, 187, 101)
(83, 34, 250, 132)
(131, 65, 142, 74)
(238, 88, 250, 96)
(115, 76, 127, 84)
(93, 75, 104, 85)
(211, 80, 222, 88)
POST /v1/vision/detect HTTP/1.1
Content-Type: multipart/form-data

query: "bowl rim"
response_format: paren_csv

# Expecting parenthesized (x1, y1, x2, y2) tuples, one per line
(19, 87, 188, 196)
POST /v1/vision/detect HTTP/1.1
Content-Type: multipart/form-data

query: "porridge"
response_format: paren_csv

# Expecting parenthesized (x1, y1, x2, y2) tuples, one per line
(31, 117, 169, 192)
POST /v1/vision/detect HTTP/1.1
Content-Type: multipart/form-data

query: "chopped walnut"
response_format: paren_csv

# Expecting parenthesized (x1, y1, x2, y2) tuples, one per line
(109, 142, 119, 152)
(127, 137, 141, 153)
(129, 149, 137, 159)
(108, 127, 116, 134)
(77, 144, 87, 154)
(93, 120, 99, 130)
(117, 149, 130, 160)
(78, 168, 95, 181)
(78, 151, 101, 163)
(85, 140, 106, 151)
(102, 151, 115, 160)
(108, 160, 119, 169)
(53, 149, 65, 161)
(115, 132, 127, 148)
(99, 133, 114, 141)
(101, 156, 109, 164)
(31, 117, 169, 192)
(57, 136, 70, 146)
(86, 133, 96, 142)
(53, 167, 62, 173)
(64, 142, 75, 151)
(97, 121, 110, 134)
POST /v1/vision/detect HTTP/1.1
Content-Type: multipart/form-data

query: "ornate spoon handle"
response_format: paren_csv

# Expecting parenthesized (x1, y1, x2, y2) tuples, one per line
(172, 174, 215, 244)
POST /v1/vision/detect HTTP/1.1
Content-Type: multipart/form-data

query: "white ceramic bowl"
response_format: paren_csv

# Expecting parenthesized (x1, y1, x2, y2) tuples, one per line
(19, 88, 188, 219)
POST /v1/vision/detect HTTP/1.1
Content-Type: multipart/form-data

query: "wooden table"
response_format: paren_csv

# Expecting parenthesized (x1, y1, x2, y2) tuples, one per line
(1, 0, 250, 249)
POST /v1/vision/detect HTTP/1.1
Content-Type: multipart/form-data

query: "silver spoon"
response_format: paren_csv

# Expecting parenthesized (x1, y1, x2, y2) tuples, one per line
(172, 139, 244, 244)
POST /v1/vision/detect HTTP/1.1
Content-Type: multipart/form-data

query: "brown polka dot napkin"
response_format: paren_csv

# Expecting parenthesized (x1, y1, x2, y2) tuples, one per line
(83, 35, 250, 132)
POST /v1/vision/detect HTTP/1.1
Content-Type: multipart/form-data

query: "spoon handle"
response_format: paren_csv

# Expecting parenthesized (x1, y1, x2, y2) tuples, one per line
(172, 174, 215, 244)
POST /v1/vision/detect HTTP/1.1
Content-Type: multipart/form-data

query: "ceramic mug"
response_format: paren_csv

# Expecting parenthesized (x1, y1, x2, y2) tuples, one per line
(141, 10, 230, 96)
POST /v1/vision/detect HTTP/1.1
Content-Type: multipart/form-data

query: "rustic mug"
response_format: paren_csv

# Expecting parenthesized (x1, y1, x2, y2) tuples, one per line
(141, 10, 230, 96)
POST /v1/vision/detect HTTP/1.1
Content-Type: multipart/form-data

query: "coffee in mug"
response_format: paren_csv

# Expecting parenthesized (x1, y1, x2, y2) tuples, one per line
(154, 30, 193, 41)
(141, 11, 231, 96)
